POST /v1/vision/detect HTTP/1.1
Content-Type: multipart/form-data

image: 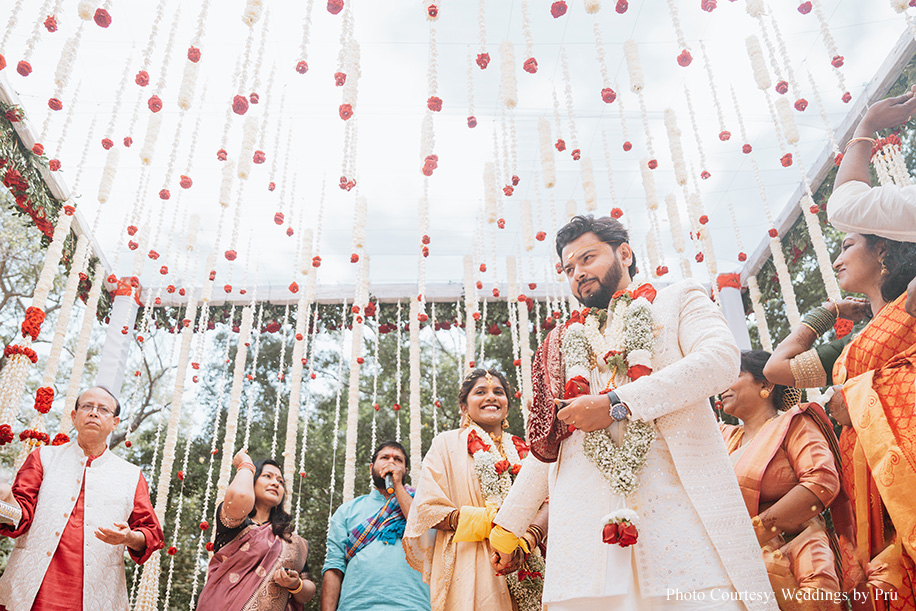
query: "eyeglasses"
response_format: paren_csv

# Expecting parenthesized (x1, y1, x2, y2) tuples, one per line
(77, 403, 116, 417)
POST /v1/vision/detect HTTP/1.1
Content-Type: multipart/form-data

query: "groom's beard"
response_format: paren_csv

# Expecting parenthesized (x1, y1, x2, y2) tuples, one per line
(576, 260, 625, 309)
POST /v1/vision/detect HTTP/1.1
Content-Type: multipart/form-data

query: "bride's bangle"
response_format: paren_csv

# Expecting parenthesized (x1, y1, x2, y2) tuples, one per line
(288, 578, 303, 595)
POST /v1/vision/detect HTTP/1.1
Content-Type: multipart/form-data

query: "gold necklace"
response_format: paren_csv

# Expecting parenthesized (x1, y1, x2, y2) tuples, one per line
(487, 430, 507, 460)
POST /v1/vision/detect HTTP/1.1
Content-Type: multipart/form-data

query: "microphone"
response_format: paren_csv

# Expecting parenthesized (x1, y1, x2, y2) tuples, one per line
(384, 474, 394, 494)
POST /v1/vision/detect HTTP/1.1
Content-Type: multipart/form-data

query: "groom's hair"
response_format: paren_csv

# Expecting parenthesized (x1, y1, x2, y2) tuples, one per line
(556, 215, 637, 279)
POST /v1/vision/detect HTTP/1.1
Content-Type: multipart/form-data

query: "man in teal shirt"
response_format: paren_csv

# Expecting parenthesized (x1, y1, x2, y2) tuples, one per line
(321, 441, 431, 611)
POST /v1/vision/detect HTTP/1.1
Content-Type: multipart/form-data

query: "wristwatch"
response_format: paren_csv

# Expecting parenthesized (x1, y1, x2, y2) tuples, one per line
(606, 390, 630, 422)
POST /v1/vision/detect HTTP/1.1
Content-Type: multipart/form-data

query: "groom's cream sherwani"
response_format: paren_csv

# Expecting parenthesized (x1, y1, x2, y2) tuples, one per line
(495, 279, 776, 610)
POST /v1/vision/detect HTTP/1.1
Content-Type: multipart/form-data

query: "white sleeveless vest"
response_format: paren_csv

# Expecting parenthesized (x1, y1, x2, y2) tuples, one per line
(0, 441, 141, 611)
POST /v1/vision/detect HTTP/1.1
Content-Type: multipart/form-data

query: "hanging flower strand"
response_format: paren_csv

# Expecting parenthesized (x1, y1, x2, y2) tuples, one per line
(664, 0, 692, 66)
(560, 47, 580, 159)
(520, 0, 537, 73)
(624, 40, 656, 166)
(466, 50, 477, 128)
(764, 12, 806, 110)
(477, 0, 489, 69)
(698, 41, 730, 142)
(683, 88, 710, 180)
(592, 18, 616, 103)
(726, 198, 773, 350)
(805, 0, 848, 99)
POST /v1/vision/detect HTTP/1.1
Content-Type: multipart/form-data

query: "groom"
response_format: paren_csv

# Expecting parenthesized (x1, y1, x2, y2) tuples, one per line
(490, 215, 775, 610)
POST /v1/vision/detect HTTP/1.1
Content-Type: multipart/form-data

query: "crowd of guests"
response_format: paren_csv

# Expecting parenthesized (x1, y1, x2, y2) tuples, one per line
(0, 87, 913, 610)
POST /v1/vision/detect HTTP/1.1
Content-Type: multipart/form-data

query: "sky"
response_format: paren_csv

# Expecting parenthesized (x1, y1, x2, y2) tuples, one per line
(0, 0, 911, 304)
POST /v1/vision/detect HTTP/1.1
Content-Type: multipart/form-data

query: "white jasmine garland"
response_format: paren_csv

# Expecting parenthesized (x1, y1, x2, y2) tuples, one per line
(581, 158, 598, 211)
(746, 36, 771, 91)
(624, 40, 644, 93)
(664, 0, 688, 52)
(463, 256, 477, 369)
(640, 160, 659, 211)
(409, 299, 422, 478)
(747, 275, 773, 352)
(805, 69, 841, 156)
(798, 195, 842, 303)
(600, 130, 620, 209)
(500, 41, 518, 109)
(520, 200, 535, 251)
(466, 50, 476, 118)
(538, 118, 556, 189)
(21, 0, 55, 63)
(466, 422, 523, 505)
(97, 147, 120, 204)
(219, 160, 236, 208)
(593, 19, 610, 89)
(77, 0, 94, 20)
(484, 162, 499, 222)
(353, 196, 367, 251)
(664, 109, 687, 186)
(237, 114, 258, 180)
(892, 0, 909, 12)
(521, 0, 534, 59)
(54, 27, 84, 91)
(767, 13, 799, 97)
(342, 266, 368, 501)
(776, 97, 799, 145)
(140, 112, 163, 166)
(478, 0, 487, 55)
(809, 0, 846, 92)
(177, 60, 199, 111)
(32, 208, 74, 308)
(560, 48, 579, 151)
(666, 194, 686, 254)
(646, 230, 661, 277)
(242, 0, 263, 27)
(770, 237, 802, 328)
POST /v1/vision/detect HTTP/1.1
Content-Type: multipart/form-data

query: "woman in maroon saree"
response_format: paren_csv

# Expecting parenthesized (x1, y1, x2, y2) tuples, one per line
(197, 452, 315, 611)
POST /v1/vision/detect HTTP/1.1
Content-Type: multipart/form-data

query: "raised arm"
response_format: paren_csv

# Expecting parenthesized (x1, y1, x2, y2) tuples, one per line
(222, 450, 256, 523)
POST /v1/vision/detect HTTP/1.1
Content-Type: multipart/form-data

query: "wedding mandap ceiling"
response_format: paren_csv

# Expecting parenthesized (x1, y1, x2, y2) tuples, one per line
(1, 0, 914, 306)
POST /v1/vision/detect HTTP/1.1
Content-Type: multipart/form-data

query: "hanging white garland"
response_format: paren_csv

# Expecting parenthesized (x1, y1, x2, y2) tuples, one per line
(327, 302, 349, 527)
(664, 109, 688, 186)
(559, 47, 580, 157)
(409, 299, 423, 475)
(342, 257, 369, 502)
(538, 118, 556, 189)
(500, 40, 518, 109)
(394, 300, 403, 440)
(463, 256, 477, 370)
(581, 158, 597, 211)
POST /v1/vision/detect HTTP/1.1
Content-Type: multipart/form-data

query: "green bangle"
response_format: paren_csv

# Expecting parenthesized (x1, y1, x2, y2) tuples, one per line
(801, 307, 836, 337)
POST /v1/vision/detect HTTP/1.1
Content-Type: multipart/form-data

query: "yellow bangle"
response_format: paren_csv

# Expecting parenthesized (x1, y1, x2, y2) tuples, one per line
(843, 136, 876, 153)
(288, 578, 303, 595)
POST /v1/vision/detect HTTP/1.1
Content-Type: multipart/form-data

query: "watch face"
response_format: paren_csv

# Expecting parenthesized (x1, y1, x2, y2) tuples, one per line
(611, 403, 628, 421)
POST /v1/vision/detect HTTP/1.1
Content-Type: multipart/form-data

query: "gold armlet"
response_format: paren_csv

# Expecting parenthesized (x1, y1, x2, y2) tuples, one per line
(789, 348, 828, 389)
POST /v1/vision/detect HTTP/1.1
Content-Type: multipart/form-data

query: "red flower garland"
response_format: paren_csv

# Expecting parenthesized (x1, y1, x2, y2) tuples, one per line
(22, 307, 46, 340)
(34, 386, 54, 414)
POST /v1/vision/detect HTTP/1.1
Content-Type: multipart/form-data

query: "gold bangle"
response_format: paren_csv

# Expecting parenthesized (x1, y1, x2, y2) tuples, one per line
(448, 509, 460, 531)
(843, 136, 876, 153)
(288, 578, 303, 595)
(237, 461, 256, 473)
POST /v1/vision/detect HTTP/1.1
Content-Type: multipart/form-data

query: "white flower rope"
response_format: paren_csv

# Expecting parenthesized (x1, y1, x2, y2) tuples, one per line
(249, 10, 271, 95)
(268, 305, 292, 455)
(593, 17, 614, 101)
(687, 187, 720, 302)
(731, 85, 802, 327)
(343, 257, 369, 503)
(484, 162, 499, 222)
(552, 87, 565, 152)
(18, 0, 55, 67)
(807, 0, 847, 96)
(683, 88, 709, 180)
(726, 198, 772, 350)
(0, 0, 26, 53)
(805, 69, 841, 158)
(600, 130, 621, 210)
(46, 23, 86, 131)
(581, 158, 598, 211)
(500, 40, 518, 109)
(665, 193, 692, 279)
(466, 50, 476, 125)
(765, 12, 803, 108)
(296, 0, 316, 72)
(395, 300, 403, 440)
(616, 84, 632, 151)
(664, 0, 692, 66)
(521, 200, 535, 252)
(269, 100, 290, 217)
(538, 118, 557, 189)
(698, 41, 730, 141)
(624, 40, 656, 163)
(327, 302, 349, 527)
(240, 302, 266, 448)
(294, 303, 320, 529)
(477, 0, 488, 66)
(370, 301, 382, 452)
(463, 256, 477, 370)
(521, 0, 536, 71)
(560, 47, 580, 156)
(664, 109, 688, 187)
(746, 35, 772, 92)
(507, 257, 523, 399)
(430, 302, 439, 437)
(776, 97, 799, 145)
(139, 0, 168, 75)
(409, 299, 422, 474)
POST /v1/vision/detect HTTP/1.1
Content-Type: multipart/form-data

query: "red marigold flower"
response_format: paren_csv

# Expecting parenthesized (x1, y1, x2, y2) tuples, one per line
(148, 95, 162, 112)
(768, 228, 778, 238)
(798, 2, 812, 13)
(700, 170, 711, 180)
(52, 433, 69, 446)
(334, 71, 347, 86)
(200, 521, 209, 530)
(32, 143, 44, 156)
(775, 81, 789, 95)
(44, 15, 58, 32)
(135, 70, 149, 86)
(94, 9, 112, 27)
(479, 263, 487, 273)
(794, 98, 808, 112)
(742, 144, 752, 154)
(571, 148, 581, 161)
(780, 153, 793, 167)
(427, 96, 442, 112)
(503, 185, 514, 197)
(718, 130, 731, 142)
(217, 148, 227, 161)
(295, 60, 308, 74)
(249, 92, 259, 105)
(101, 137, 113, 150)
(253, 150, 266, 164)
(535, 231, 546, 241)
(834, 153, 844, 166)
(267, 181, 275, 191)
(842, 91, 851, 103)
(289, 282, 299, 293)
(616, 0, 628, 12)
(655, 265, 667, 277)
(523, 57, 538, 73)
(695, 252, 704, 263)
(224, 250, 237, 261)
(274, 212, 285, 225)
(550, 1, 568, 18)
(123, 136, 133, 147)
(676, 49, 693, 67)
(49, 159, 60, 171)
(0, 54, 5, 71)
(159, 189, 170, 200)
(497, 218, 506, 229)
(159, 265, 168, 275)
(17, 61, 32, 77)
(511, 175, 520, 186)
(701, 0, 717, 12)
(205, 542, 214, 552)
(622, 141, 632, 151)
(737, 252, 747, 262)
(327, 0, 344, 14)
(555, 138, 566, 151)
(467, 115, 477, 128)
(350, 253, 359, 263)
(476, 53, 491, 69)
(339, 103, 353, 120)
(232, 94, 249, 115)
(167, 546, 177, 555)
(831, 55, 844, 68)
(611, 208, 624, 219)
(180, 175, 192, 189)
(187, 46, 201, 62)
(647, 159, 658, 170)
(699, 215, 709, 225)
(428, 5, 438, 18)
(48, 97, 62, 111)
(0, 425, 16, 446)
(393, 403, 401, 411)
(312, 255, 322, 268)
(601, 87, 617, 103)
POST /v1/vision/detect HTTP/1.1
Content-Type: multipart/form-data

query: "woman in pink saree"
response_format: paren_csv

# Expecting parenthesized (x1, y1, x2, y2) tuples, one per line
(196, 451, 316, 611)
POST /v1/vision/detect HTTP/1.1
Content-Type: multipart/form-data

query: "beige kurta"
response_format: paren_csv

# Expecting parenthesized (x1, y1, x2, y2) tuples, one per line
(403, 428, 515, 611)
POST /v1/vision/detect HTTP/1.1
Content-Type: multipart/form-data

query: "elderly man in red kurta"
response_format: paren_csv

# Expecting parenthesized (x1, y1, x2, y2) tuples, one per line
(0, 386, 163, 611)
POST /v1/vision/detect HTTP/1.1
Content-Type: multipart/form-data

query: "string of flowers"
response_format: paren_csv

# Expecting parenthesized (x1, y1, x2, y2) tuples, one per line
(764, 11, 805, 110)
(698, 41, 730, 142)
(805, 69, 841, 159)
(394, 299, 403, 440)
(664, 109, 688, 187)
(506, 257, 524, 402)
(343, 257, 369, 502)
(664, 193, 691, 279)
(520, 0, 536, 73)
(599, 130, 621, 212)
(521, 200, 535, 252)
(269, 304, 293, 454)
(16, 0, 56, 75)
(294, 303, 321, 529)
(731, 84, 801, 327)
(746, 1, 785, 91)
(187, 304, 236, 608)
(326, 302, 349, 528)
(581, 158, 598, 211)
(466, 50, 477, 128)
(592, 17, 616, 104)
(538, 118, 556, 189)
(240, 302, 266, 447)
(495, 119, 510, 200)
(806, 0, 848, 99)
(430, 302, 439, 436)
(477, 0, 488, 69)
(623, 40, 656, 166)
(0, 0, 26, 62)
(269, 102, 289, 219)
(683, 88, 710, 180)
(615, 84, 632, 153)
(370, 301, 382, 452)
(0, 205, 73, 428)
(296, 0, 315, 74)
(249, 8, 272, 96)
(687, 183, 719, 302)
(39, 22, 85, 142)
(484, 161, 499, 223)
(463, 256, 477, 370)
(559, 47, 580, 159)
(138, 0, 168, 83)
(408, 298, 422, 472)
(500, 40, 518, 109)
(726, 198, 773, 350)
(664, 0, 693, 67)
(746, 35, 789, 160)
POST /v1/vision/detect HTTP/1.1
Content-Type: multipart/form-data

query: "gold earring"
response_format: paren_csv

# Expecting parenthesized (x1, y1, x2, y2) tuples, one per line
(502, 419, 509, 430)
(759, 388, 771, 399)
(460, 413, 470, 428)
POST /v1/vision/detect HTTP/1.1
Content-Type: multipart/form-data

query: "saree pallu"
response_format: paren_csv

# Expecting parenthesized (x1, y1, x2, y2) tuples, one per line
(835, 294, 916, 611)
(723, 405, 856, 610)
(197, 523, 308, 611)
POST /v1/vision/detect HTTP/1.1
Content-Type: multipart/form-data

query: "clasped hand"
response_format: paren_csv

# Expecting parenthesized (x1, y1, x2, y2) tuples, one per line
(273, 567, 301, 590)
(555, 395, 613, 432)
(489, 547, 524, 577)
